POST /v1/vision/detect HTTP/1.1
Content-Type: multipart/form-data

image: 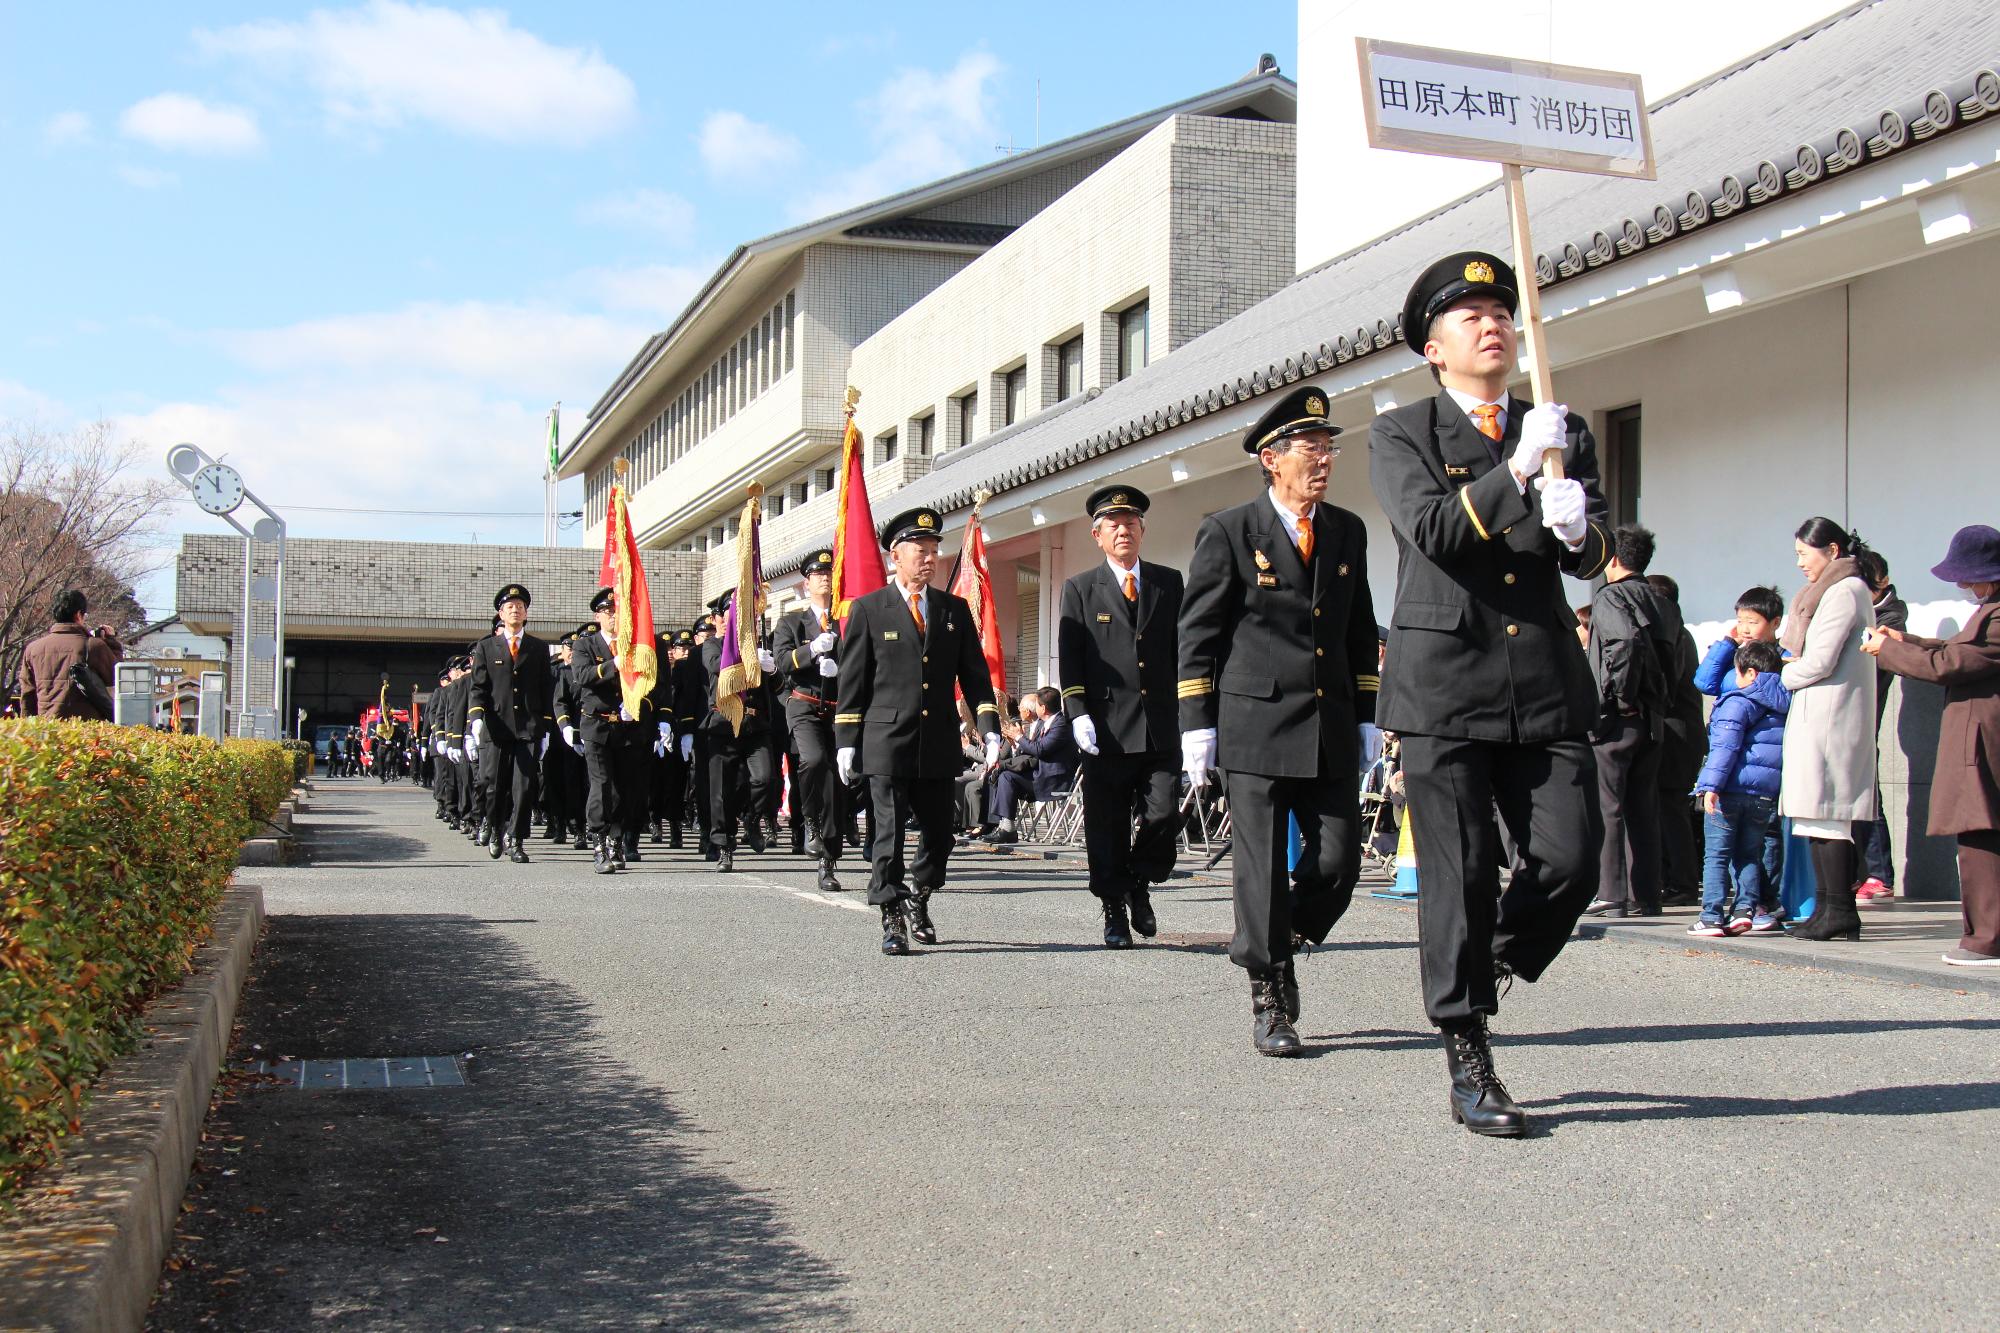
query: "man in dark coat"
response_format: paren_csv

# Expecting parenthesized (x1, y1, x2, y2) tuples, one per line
(835, 506, 1002, 954)
(1368, 250, 1612, 1137)
(19, 589, 124, 719)
(1058, 485, 1184, 947)
(685, 589, 775, 872)
(984, 686, 1078, 843)
(467, 584, 556, 862)
(571, 589, 654, 873)
(772, 548, 845, 892)
(1180, 385, 1380, 1057)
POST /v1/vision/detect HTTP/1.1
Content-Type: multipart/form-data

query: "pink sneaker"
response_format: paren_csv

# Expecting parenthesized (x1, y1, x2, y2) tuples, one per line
(1856, 878, 1892, 904)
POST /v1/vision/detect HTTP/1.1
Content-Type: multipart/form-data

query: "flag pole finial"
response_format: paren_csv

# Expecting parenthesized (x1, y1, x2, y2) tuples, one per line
(747, 481, 764, 502)
(614, 457, 629, 478)
(843, 386, 861, 416)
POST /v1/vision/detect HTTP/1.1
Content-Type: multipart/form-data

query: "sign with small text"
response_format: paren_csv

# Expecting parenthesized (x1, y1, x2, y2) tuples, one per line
(1357, 38, 1655, 180)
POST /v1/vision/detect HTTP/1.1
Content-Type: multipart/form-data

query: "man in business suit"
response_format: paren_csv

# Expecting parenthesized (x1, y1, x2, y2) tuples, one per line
(1058, 485, 1184, 948)
(835, 506, 1003, 955)
(984, 687, 1078, 844)
(1368, 250, 1612, 1137)
(1180, 386, 1381, 1057)
(569, 588, 656, 874)
(773, 548, 846, 892)
(467, 583, 556, 864)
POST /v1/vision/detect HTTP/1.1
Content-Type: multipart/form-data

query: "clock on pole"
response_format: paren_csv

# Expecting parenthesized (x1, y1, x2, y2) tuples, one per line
(192, 463, 245, 515)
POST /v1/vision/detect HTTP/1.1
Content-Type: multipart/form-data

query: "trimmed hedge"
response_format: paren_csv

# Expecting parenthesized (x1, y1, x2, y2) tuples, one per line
(279, 738, 314, 782)
(1, 722, 290, 1199)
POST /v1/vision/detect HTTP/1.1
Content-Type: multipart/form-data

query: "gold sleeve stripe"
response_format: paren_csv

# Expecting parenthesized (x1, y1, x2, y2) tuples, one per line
(466, 705, 485, 714)
(834, 712, 862, 724)
(1459, 486, 1491, 541)
(790, 649, 804, 669)
(1178, 678, 1213, 698)
(976, 702, 1000, 715)
(1354, 674, 1381, 685)
(1060, 686, 1085, 698)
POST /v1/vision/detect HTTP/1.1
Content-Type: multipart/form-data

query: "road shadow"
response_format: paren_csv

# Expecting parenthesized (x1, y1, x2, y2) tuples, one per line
(1313, 1016, 2000, 1055)
(1523, 1081, 2000, 1127)
(298, 822, 430, 867)
(148, 913, 849, 1331)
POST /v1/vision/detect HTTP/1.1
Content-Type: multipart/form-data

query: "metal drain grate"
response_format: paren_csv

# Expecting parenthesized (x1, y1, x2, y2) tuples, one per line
(257, 1056, 466, 1089)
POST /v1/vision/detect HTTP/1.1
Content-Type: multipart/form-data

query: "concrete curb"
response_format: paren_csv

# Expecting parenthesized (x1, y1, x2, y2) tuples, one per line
(0, 883, 266, 1333)
(1576, 919, 2000, 995)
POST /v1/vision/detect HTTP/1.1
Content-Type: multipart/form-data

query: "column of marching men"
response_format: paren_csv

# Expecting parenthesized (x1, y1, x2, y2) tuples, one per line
(407, 251, 1620, 1139)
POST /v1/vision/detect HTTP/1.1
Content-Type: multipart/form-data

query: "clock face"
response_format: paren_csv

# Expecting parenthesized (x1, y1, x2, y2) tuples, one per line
(193, 464, 245, 515)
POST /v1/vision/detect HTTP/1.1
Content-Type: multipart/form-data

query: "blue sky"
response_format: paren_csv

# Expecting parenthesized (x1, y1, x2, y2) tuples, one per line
(0, 1, 1296, 615)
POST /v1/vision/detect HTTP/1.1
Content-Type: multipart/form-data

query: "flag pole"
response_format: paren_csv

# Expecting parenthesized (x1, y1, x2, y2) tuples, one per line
(1501, 165, 1564, 483)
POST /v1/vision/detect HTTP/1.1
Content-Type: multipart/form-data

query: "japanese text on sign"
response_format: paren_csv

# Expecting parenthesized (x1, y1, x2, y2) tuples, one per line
(1356, 39, 1655, 180)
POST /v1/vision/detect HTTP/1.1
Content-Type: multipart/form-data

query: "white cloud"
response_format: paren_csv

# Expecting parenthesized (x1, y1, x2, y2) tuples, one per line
(43, 111, 92, 147)
(209, 300, 651, 389)
(577, 188, 697, 245)
(119, 93, 263, 155)
(697, 110, 802, 181)
(197, 0, 635, 147)
(797, 51, 1004, 219)
(117, 165, 181, 190)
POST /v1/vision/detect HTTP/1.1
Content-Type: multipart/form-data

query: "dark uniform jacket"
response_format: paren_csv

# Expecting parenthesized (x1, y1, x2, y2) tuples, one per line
(835, 582, 999, 779)
(1057, 560, 1182, 757)
(468, 631, 555, 743)
(668, 653, 707, 734)
(569, 630, 654, 745)
(691, 638, 772, 739)
(1368, 392, 1611, 743)
(1178, 495, 1379, 779)
(441, 676, 469, 747)
(772, 604, 839, 725)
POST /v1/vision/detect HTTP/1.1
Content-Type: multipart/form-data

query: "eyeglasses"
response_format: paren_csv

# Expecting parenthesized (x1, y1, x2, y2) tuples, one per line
(1284, 442, 1341, 460)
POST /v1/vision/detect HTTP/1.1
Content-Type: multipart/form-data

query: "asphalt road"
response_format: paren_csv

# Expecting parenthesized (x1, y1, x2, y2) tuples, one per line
(149, 781, 2000, 1330)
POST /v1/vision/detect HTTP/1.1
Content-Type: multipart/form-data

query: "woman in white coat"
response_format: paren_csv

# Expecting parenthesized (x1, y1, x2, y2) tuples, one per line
(1781, 517, 1878, 939)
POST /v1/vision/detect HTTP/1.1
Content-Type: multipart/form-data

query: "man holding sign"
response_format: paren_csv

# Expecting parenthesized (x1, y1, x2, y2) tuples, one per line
(1369, 252, 1611, 1137)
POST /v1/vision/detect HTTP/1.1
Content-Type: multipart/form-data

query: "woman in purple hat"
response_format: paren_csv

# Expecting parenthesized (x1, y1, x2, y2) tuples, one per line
(1862, 524, 2000, 966)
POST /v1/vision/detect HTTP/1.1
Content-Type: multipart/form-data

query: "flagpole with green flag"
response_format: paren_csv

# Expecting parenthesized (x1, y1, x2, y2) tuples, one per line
(544, 402, 561, 547)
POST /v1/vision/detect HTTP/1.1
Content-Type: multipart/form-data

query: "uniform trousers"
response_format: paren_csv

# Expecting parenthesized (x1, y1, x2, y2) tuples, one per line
(583, 732, 650, 841)
(1399, 734, 1601, 1026)
(704, 726, 773, 851)
(1080, 752, 1178, 901)
(864, 774, 955, 905)
(1593, 713, 1663, 910)
(480, 734, 541, 845)
(1224, 740, 1361, 973)
(452, 753, 476, 821)
(540, 740, 582, 834)
(433, 750, 452, 812)
(690, 732, 713, 844)
(654, 747, 687, 827)
(788, 711, 843, 860)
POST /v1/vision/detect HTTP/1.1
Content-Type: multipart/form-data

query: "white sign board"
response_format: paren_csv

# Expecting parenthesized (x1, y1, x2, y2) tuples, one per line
(1357, 38, 1656, 180)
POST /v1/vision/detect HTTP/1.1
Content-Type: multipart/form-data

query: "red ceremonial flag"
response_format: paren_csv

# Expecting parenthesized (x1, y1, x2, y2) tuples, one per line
(597, 458, 658, 715)
(831, 388, 885, 620)
(949, 492, 1007, 704)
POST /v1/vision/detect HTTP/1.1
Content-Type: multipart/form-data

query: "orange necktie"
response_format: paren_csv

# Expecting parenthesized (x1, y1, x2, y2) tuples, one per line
(1296, 512, 1314, 562)
(1123, 573, 1137, 602)
(507, 635, 519, 661)
(909, 591, 925, 634)
(1471, 403, 1503, 442)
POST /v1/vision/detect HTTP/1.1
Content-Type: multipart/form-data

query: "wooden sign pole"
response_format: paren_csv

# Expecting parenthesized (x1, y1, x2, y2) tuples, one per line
(1501, 163, 1564, 482)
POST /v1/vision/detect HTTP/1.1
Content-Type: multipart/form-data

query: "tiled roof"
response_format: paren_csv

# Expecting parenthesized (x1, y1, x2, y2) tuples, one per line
(844, 218, 1018, 247)
(887, 0, 2000, 520)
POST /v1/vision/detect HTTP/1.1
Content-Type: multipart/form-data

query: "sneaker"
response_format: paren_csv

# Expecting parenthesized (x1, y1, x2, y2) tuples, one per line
(1687, 920, 1728, 937)
(1748, 913, 1784, 934)
(1856, 878, 1893, 905)
(1724, 916, 1753, 936)
(1942, 947, 2000, 967)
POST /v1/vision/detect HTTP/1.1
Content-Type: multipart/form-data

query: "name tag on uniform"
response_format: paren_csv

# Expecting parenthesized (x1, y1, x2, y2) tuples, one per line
(1096, 613, 1112, 623)
(1257, 574, 1278, 588)
(1446, 464, 1470, 478)
(883, 631, 899, 641)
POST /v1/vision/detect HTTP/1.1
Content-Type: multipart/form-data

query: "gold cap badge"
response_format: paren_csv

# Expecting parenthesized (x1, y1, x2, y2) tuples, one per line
(1464, 260, 1496, 284)
(1254, 549, 1271, 571)
(917, 513, 934, 529)
(1110, 492, 1128, 506)
(1305, 395, 1325, 417)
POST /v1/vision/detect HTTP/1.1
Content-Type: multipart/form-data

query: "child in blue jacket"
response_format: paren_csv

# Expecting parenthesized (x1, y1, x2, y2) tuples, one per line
(1692, 638, 1791, 935)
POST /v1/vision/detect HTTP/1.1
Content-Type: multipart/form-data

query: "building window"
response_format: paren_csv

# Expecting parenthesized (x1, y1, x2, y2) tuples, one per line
(711, 524, 725, 546)
(1604, 404, 1642, 528)
(913, 414, 934, 457)
(1003, 366, 1027, 426)
(790, 481, 809, 506)
(816, 466, 836, 494)
(726, 517, 740, 539)
(878, 429, 898, 465)
(1057, 335, 1084, 401)
(955, 391, 978, 448)
(784, 292, 796, 373)
(1118, 301, 1149, 381)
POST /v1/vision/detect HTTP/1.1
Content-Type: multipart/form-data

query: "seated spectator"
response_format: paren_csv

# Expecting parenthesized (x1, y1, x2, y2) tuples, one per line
(984, 686, 1078, 844)
(19, 588, 124, 719)
(1690, 639, 1791, 936)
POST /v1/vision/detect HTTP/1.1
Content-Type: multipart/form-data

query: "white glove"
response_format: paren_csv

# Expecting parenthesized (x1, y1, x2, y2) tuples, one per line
(757, 648, 776, 672)
(837, 746, 857, 783)
(1072, 714, 1099, 755)
(679, 734, 694, 762)
(433, 737, 445, 756)
(617, 703, 634, 722)
(818, 655, 839, 678)
(1508, 402, 1569, 481)
(653, 737, 666, 758)
(464, 729, 480, 762)
(561, 724, 576, 750)
(538, 735, 549, 759)
(810, 630, 838, 655)
(1535, 476, 1589, 546)
(448, 745, 463, 763)
(1182, 727, 1218, 789)
(983, 734, 1002, 768)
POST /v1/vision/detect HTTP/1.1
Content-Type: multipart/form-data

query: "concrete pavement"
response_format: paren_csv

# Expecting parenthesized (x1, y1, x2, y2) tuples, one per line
(149, 781, 2000, 1329)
